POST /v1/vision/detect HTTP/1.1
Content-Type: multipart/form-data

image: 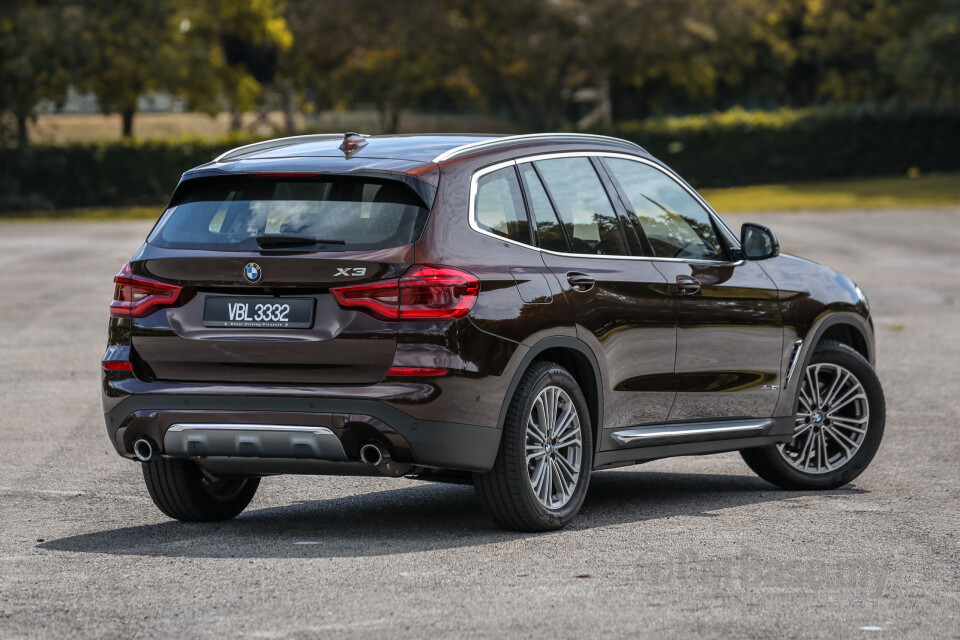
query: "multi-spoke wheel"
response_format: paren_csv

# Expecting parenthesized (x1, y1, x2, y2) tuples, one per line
(779, 362, 869, 474)
(741, 340, 885, 490)
(475, 361, 593, 531)
(525, 385, 583, 509)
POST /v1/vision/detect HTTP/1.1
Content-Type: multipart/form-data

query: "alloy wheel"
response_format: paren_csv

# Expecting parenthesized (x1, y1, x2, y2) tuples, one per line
(779, 363, 870, 474)
(525, 385, 583, 509)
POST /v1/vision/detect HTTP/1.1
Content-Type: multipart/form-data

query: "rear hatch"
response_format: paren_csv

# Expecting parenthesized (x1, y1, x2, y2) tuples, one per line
(129, 174, 430, 384)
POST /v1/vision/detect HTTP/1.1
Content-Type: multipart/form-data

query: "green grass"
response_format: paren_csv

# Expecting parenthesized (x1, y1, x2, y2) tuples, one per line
(2, 172, 958, 221)
(700, 172, 960, 213)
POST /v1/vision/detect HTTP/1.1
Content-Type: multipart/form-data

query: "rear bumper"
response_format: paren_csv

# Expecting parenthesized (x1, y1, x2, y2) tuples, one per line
(104, 393, 501, 473)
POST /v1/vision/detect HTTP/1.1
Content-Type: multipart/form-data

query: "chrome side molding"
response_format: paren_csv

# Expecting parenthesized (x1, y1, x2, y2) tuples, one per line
(611, 419, 772, 446)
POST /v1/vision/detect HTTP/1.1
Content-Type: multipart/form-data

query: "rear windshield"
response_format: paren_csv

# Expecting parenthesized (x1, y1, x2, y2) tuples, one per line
(148, 176, 431, 251)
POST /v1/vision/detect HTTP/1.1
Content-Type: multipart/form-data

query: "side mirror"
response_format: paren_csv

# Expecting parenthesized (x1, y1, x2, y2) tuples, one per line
(741, 222, 779, 260)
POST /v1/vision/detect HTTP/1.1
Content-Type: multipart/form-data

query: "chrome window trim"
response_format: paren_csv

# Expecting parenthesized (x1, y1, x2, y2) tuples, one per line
(467, 152, 744, 265)
(434, 133, 644, 163)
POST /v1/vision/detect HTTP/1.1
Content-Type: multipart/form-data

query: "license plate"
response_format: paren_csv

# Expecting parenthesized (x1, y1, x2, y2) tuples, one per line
(203, 297, 315, 328)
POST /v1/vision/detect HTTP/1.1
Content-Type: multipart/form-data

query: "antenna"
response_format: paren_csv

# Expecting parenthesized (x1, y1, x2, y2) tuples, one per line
(339, 132, 368, 157)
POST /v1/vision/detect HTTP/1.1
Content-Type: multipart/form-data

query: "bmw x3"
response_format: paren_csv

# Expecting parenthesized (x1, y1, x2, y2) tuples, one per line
(102, 132, 885, 531)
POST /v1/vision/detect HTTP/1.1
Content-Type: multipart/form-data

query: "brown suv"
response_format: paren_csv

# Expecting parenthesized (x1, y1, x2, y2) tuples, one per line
(102, 132, 885, 531)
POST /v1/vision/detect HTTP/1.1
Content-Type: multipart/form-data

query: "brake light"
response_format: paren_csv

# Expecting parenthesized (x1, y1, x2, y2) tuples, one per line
(331, 265, 480, 321)
(110, 262, 193, 318)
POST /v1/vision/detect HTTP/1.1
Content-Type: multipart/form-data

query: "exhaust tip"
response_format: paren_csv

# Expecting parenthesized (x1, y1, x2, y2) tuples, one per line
(133, 438, 156, 462)
(359, 443, 386, 466)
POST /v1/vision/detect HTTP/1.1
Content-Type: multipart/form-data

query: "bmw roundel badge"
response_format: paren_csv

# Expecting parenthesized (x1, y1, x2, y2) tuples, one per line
(244, 262, 262, 283)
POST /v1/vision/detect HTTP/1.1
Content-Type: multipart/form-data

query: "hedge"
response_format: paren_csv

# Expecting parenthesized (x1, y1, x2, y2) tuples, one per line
(0, 134, 262, 212)
(2, 105, 959, 211)
(589, 104, 960, 189)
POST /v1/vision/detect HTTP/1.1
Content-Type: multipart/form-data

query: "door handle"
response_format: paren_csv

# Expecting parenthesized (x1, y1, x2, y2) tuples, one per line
(676, 275, 701, 295)
(567, 272, 595, 292)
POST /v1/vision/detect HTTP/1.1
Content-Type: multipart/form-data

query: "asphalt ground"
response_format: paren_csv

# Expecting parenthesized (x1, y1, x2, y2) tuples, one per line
(0, 209, 957, 639)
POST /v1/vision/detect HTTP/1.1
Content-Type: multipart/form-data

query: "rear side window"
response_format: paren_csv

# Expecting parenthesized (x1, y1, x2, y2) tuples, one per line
(604, 158, 726, 261)
(533, 157, 630, 256)
(474, 167, 531, 244)
(148, 176, 430, 251)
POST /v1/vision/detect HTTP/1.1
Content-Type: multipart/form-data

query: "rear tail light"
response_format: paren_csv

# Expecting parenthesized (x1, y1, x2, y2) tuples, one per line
(110, 262, 193, 318)
(331, 265, 480, 321)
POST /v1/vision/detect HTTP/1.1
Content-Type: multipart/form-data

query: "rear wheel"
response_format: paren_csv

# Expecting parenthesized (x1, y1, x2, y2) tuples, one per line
(741, 340, 885, 490)
(474, 361, 593, 531)
(141, 457, 260, 521)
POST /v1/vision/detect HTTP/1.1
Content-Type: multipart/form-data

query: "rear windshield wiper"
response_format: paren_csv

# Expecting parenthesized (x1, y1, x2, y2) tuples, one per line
(255, 233, 346, 248)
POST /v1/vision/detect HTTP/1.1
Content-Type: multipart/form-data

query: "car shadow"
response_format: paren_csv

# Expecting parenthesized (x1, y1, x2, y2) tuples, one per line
(39, 470, 866, 559)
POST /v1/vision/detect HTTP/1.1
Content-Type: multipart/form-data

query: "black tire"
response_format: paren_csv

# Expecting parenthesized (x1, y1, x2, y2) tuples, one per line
(141, 457, 260, 522)
(474, 361, 593, 531)
(741, 340, 885, 490)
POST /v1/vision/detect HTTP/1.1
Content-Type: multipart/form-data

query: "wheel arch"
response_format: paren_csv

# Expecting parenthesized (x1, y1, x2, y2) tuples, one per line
(496, 337, 604, 450)
(774, 311, 875, 417)
(816, 320, 872, 363)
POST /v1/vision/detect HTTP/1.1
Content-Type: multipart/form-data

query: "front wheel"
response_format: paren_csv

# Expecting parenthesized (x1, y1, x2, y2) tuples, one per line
(474, 361, 593, 531)
(141, 457, 260, 521)
(741, 340, 885, 490)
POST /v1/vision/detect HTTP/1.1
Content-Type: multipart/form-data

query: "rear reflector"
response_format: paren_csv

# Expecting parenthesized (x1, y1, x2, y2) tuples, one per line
(254, 173, 320, 178)
(331, 265, 480, 321)
(387, 366, 449, 377)
(102, 361, 134, 371)
(110, 262, 193, 319)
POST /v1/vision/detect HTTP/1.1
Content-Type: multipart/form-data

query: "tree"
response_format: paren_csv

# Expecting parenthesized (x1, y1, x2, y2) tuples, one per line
(74, 0, 291, 138)
(74, 0, 186, 137)
(880, 0, 960, 105)
(0, 1, 78, 147)
(182, 0, 293, 131)
(285, 0, 450, 134)
(722, 0, 937, 107)
(443, 0, 769, 128)
(444, 0, 591, 131)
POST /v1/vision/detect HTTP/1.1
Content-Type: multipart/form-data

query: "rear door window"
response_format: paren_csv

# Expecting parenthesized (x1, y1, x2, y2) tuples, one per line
(517, 163, 568, 252)
(532, 157, 630, 256)
(148, 176, 431, 251)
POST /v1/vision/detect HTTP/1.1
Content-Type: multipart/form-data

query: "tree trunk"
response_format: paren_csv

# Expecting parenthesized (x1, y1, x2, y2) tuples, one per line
(121, 105, 136, 138)
(230, 108, 243, 131)
(16, 113, 29, 148)
(386, 109, 401, 135)
(374, 101, 389, 134)
(281, 84, 297, 134)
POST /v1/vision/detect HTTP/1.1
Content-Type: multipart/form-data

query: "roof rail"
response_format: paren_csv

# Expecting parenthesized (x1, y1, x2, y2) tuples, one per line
(213, 134, 345, 163)
(432, 133, 645, 163)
